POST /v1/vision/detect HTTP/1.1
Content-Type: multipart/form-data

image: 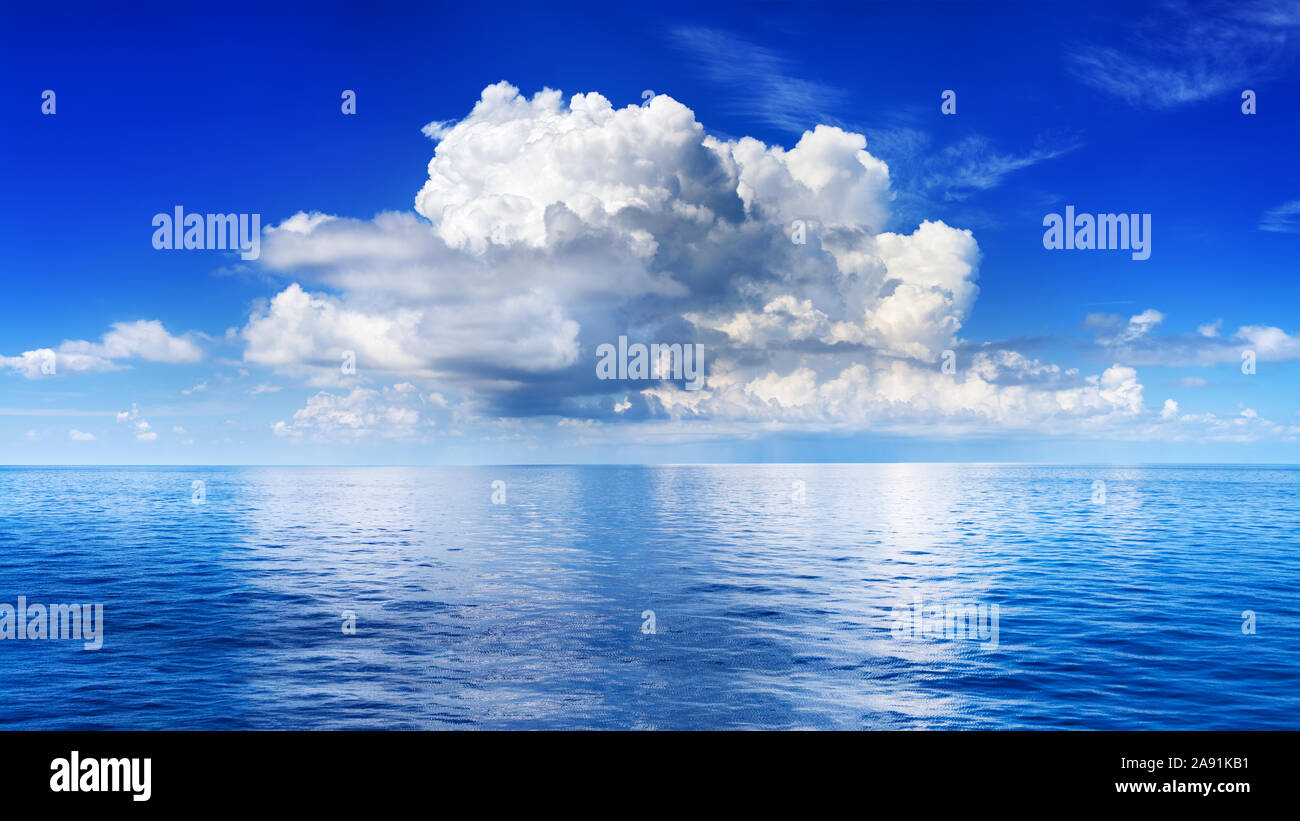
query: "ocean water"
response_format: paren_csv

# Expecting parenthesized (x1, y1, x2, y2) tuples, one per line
(0, 464, 1296, 730)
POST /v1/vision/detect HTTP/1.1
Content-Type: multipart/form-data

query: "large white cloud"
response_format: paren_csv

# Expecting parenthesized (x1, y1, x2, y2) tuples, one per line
(241, 81, 1287, 443)
(1, 320, 203, 379)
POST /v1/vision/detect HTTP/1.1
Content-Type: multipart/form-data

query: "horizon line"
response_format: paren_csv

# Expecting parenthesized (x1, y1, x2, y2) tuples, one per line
(4, 462, 1300, 469)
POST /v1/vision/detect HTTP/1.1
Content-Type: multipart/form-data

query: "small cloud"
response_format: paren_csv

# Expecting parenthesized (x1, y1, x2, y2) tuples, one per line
(0, 320, 204, 380)
(68, 429, 95, 441)
(1085, 308, 1164, 346)
(183, 381, 208, 395)
(117, 403, 156, 441)
(1260, 200, 1300, 233)
(1176, 376, 1210, 389)
(421, 119, 458, 140)
(250, 383, 282, 396)
(273, 383, 425, 442)
(117, 404, 145, 425)
(1197, 319, 1223, 337)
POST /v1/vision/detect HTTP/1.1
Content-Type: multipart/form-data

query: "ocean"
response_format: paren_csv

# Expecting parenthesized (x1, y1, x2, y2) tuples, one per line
(0, 464, 1295, 729)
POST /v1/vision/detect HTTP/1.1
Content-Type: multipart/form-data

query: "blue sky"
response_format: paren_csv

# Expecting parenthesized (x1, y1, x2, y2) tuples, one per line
(2, 0, 1299, 464)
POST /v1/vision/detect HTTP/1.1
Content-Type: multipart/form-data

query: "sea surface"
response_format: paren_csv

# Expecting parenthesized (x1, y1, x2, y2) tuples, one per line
(0, 464, 1296, 730)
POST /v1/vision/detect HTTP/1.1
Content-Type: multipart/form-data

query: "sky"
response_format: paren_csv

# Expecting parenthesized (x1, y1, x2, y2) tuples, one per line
(2, 0, 1299, 465)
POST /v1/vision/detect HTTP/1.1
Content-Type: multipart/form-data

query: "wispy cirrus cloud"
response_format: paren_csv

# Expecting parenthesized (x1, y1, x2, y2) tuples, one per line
(670, 25, 1079, 228)
(861, 127, 1080, 227)
(1068, 0, 1300, 109)
(668, 26, 846, 132)
(1259, 199, 1300, 232)
(920, 134, 1082, 203)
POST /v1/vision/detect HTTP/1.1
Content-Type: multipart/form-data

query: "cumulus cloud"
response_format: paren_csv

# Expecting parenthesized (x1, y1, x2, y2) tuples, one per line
(643, 356, 1145, 436)
(272, 382, 431, 441)
(1154, 404, 1300, 444)
(1085, 309, 1300, 367)
(234, 81, 1293, 444)
(1, 320, 203, 379)
(242, 280, 582, 388)
(247, 84, 964, 401)
(116, 403, 157, 441)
